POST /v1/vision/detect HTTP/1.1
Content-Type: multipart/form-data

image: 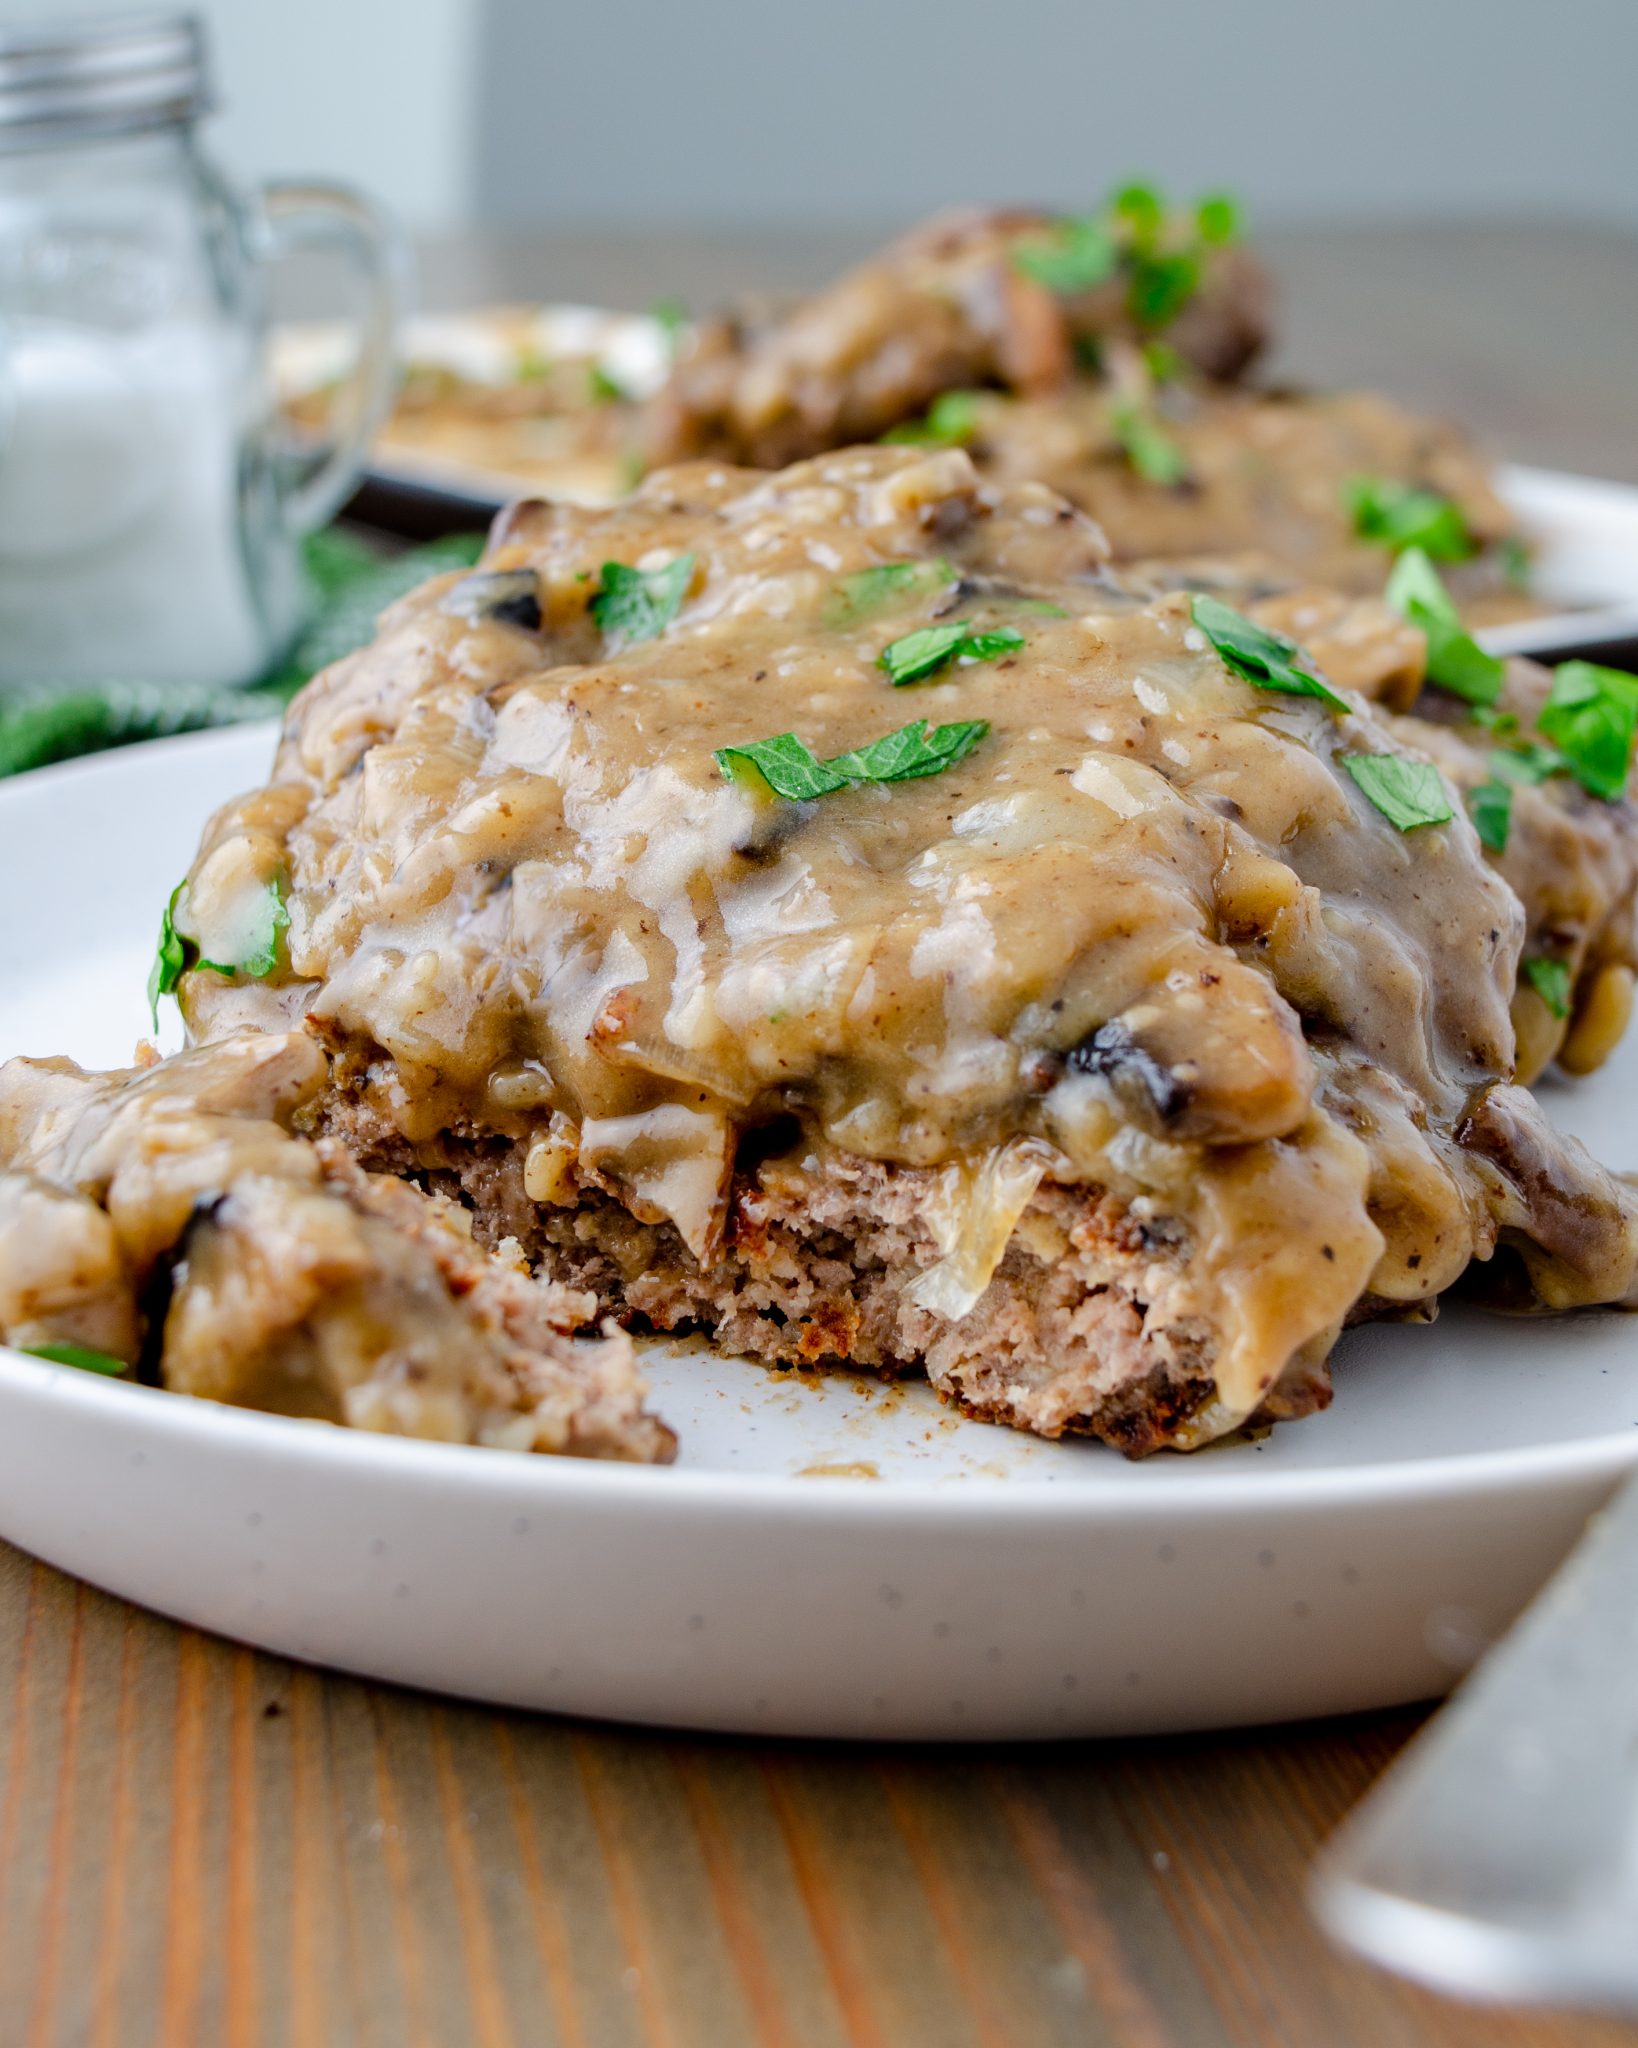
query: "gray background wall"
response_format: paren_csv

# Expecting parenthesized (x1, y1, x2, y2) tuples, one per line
(474, 0, 1638, 232)
(11, 0, 1637, 234)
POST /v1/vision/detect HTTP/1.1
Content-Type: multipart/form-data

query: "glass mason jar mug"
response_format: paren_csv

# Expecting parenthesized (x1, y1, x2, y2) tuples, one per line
(0, 12, 404, 688)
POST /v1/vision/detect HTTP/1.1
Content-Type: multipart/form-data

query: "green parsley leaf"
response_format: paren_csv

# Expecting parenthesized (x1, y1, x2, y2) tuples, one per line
(825, 558, 954, 625)
(1128, 249, 1200, 330)
(1347, 477, 1474, 562)
(1111, 400, 1189, 486)
(234, 880, 290, 981)
(715, 733, 852, 801)
(1523, 955, 1572, 1019)
(1141, 339, 1185, 385)
(1536, 660, 1638, 802)
(1011, 216, 1118, 296)
(591, 554, 695, 647)
(1385, 547, 1505, 707)
(961, 627, 1028, 660)
(650, 297, 689, 351)
(147, 880, 188, 1027)
(1471, 706, 1519, 735)
(827, 718, 991, 784)
(880, 390, 982, 448)
(587, 363, 631, 404)
(1196, 192, 1241, 245)
(1342, 753, 1454, 831)
(1487, 742, 1568, 788)
(877, 620, 1024, 687)
(146, 878, 284, 1024)
(878, 622, 969, 684)
(1385, 544, 1457, 623)
(1111, 182, 1165, 246)
(1189, 595, 1349, 714)
(21, 1342, 128, 1376)
(1428, 634, 1507, 708)
(1499, 536, 1533, 593)
(1008, 598, 1070, 618)
(715, 718, 990, 800)
(1468, 777, 1513, 852)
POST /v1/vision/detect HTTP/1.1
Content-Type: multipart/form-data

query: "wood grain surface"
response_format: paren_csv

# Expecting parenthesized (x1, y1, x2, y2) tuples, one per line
(3, 1542, 1635, 2048)
(9, 223, 1638, 2047)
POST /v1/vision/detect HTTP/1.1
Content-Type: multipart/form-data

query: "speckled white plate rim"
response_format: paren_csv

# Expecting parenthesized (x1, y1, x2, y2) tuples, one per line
(2, 1342, 1637, 1516)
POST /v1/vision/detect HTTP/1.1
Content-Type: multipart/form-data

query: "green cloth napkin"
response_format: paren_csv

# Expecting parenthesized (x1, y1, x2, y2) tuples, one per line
(0, 528, 485, 781)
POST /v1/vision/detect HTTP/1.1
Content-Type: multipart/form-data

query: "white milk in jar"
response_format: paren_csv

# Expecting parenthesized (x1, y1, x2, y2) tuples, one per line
(0, 314, 277, 683)
(0, 14, 403, 692)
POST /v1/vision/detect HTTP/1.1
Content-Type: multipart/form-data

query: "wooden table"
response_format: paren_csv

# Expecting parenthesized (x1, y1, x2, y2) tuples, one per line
(8, 223, 1638, 2047)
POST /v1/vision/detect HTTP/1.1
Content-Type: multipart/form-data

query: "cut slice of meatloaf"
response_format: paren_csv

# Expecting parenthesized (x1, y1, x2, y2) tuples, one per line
(311, 1080, 1321, 1457)
(170, 447, 1638, 1453)
(0, 1032, 672, 1461)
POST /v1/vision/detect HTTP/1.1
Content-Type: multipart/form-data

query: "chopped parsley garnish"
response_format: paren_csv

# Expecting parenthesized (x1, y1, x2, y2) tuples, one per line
(1488, 741, 1568, 788)
(828, 720, 991, 783)
(1468, 779, 1513, 852)
(1536, 660, 1638, 802)
(1196, 193, 1241, 245)
(591, 554, 695, 647)
(1523, 956, 1572, 1019)
(587, 363, 631, 404)
(715, 718, 989, 800)
(514, 345, 551, 383)
(1016, 182, 1241, 332)
(1499, 536, 1533, 593)
(716, 733, 850, 800)
(1385, 547, 1505, 707)
(146, 878, 287, 1026)
(1342, 753, 1453, 831)
(1381, 560, 1635, 817)
(1347, 477, 1474, 562)
(22, 1342, 127, 1376)
(1111, 400, 1189, 486)
(233, 881, 290, 980)
(825, 558, 953, 624)
(877, 620, 1025, 687)
(1010, 216, 1118, 296)
(1128, 250, 1200, 330)
(1112, 182, 1166, 242)
(1141, 339, 1185, 385)
(1189, 595, 1348, 713)
(147, 881, 190, 1023)
(881, 390, 982, 448)
(650, 297, 688, 351)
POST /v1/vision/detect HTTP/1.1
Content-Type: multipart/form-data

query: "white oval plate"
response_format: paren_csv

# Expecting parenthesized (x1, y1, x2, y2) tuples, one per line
(2, 728, 1637, 1739)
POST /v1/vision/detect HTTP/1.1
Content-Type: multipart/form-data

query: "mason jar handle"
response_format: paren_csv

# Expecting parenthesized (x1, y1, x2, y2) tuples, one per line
(252, 180, 409, 534)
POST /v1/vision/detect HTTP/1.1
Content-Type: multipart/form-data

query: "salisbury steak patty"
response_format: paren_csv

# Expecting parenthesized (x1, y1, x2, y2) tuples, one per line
(169, 447, 1638, 1452)
(641, 200, 1528, 618)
